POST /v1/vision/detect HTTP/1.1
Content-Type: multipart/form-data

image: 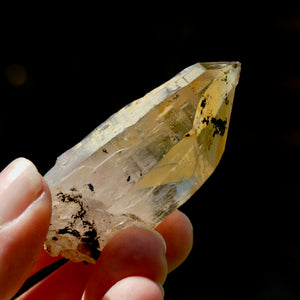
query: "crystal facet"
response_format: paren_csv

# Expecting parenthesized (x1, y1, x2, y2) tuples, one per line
(44, 62, 241, 263)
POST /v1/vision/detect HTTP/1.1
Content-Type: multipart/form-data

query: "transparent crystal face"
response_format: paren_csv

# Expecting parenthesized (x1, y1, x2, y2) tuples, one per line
(44, 62, 241, 263)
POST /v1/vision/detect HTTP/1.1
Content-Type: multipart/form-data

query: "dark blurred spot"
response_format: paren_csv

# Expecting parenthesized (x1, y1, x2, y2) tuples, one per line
(5, 64, 27, 86)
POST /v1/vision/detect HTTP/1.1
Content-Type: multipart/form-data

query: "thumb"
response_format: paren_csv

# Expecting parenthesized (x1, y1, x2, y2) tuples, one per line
(0, 158, 52, 300)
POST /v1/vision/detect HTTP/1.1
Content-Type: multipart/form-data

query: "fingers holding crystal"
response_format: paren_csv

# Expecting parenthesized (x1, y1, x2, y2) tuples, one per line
(15, 209, 192, 299)
(83, 226, 168, 299)
(83, 211, 192, 299)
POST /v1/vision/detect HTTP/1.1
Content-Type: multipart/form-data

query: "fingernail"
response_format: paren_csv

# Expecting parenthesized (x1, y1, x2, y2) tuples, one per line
(153, 230, 167, 254)
(157, 282, 165, 298)
(0, 158, 43, 225)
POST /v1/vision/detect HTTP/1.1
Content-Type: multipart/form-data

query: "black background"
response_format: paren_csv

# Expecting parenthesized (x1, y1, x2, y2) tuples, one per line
(1, 3, 299, 299)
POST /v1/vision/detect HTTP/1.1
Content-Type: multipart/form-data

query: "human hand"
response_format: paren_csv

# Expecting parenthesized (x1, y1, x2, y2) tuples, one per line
(0, 158, 193, 300)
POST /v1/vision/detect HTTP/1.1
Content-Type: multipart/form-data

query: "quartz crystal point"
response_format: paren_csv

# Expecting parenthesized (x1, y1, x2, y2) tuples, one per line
(44, 62, 241, 263)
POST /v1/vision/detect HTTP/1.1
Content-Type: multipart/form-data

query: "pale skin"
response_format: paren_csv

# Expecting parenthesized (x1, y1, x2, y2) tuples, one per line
(0, 158, 193, 300)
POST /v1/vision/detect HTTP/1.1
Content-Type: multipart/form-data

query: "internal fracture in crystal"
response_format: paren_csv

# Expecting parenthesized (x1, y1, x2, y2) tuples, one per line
(44, 62, 241, 263)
